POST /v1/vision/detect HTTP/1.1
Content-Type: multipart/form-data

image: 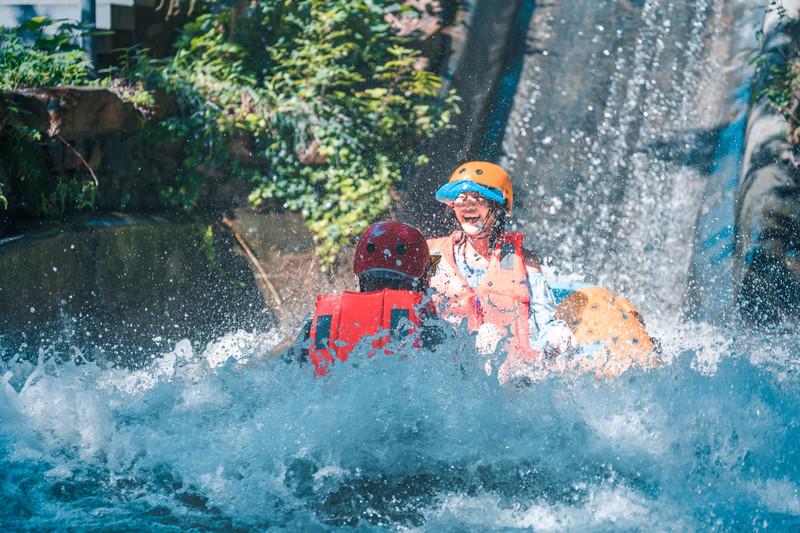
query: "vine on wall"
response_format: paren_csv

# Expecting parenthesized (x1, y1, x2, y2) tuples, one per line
(1, 2, 458, 267)
(0, 17, 101, 215)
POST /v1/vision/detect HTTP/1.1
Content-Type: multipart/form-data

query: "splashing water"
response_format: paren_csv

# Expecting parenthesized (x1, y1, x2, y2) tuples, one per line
(2, 326, 800, 530)
(499, 0, 756, 321)
(3, 0, 800, 530)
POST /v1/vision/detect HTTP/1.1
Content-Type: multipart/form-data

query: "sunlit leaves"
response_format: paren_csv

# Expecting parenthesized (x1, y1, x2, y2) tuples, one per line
(155, 0, 458, 267)
(0, 18, 93, 90)
(753, 41, 800, 143)
(1, 6, 459, 265)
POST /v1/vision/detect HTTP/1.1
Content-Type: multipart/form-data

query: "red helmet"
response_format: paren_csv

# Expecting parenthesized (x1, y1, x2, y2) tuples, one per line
(354, 221, 430, 279)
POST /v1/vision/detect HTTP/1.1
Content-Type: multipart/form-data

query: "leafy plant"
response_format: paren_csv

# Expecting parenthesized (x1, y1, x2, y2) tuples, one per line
(44, 176, 97, 214)
(753, 49, 794, 112)
(753, 2, 800, 144)
(0, 16, 95, 90)
(201, 224, 219, 272)
(0, 17, 101, 214)
(3, 5, 458, 268)
(140, 1, 458, 266)
(100, 45, 159, 113)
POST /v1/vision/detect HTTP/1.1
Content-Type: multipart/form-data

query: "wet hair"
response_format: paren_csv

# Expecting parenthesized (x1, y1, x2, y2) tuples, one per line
(487, 202, 507, 248)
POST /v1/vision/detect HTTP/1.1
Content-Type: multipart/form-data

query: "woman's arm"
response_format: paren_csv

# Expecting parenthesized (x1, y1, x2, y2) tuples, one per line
(523, 250, 575, 356)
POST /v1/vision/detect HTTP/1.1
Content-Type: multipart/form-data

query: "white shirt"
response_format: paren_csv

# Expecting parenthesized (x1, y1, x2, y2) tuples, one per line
(452, 239, 572, 351)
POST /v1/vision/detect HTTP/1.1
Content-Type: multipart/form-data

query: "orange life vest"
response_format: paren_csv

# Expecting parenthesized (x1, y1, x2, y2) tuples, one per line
(308, 289, 425, 376)
(427, 231, 537, 360)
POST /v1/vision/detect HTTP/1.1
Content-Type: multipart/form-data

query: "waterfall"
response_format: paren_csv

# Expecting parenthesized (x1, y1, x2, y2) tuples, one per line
(495, 0, 759, 325)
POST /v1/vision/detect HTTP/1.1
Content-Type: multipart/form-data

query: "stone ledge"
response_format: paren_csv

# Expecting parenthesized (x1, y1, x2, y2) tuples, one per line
(11, 86, 142, 138)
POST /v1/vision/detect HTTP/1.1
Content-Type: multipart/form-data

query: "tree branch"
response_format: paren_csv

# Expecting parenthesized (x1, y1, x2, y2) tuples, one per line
(222, 215, 285, 315)
(56, 134, 99, 188)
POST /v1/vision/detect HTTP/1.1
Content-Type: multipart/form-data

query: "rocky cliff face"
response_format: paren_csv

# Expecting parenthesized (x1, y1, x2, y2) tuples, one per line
(0, 215, 268, 364)
(735, 5, 800, 326)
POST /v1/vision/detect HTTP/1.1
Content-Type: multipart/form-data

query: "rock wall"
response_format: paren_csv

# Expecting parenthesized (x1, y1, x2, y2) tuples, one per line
(399, 0, 522, 235)
(2, 88, 162, 216)
(736, 4, 800, 325)
(0, 215, 267, 363)
(0, 87, 251, 222)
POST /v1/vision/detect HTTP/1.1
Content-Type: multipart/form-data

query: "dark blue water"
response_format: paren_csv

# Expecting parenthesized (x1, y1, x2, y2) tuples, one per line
(2, 325, 800, 530)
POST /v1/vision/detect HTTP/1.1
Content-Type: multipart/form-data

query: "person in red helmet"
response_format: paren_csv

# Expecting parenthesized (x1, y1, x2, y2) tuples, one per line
(292, 220, 440, 376)
(427, 161, 575, 383)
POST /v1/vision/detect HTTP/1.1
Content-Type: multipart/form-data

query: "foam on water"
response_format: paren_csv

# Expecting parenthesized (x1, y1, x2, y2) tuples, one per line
(2, 322, 800, 530)
(1, 0, 795, 530)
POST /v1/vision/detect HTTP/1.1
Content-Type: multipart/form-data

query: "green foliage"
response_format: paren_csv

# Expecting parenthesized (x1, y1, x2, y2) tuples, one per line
(0, 183, 7, 210)
(45, 176, 97, 213)
(753, 4, 800, 144)
(754, 46, 800, 143)
(100, 45, 159, 112)
(0, 16, 95, 90)
(753, 50, 791, 108)
(139, 0, 458, 267)
(1, 105, 99, 214)
(0, 17, 100, 215)
(201, 224, 219, 272)
(3, 6, 458, 268)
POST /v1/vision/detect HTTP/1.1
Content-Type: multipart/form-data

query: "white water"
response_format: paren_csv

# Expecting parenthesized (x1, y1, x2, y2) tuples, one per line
(2, 325, 800, 530)
(4, 0, 800, 530)
(500, 0, 757, 323)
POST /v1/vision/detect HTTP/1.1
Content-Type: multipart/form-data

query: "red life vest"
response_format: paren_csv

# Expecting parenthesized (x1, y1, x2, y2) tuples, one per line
(427, 231, 538, 360)
(308, 289, 425, 376)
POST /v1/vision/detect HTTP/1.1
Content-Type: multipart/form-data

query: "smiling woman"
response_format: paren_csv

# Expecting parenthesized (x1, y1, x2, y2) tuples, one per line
(425, 160, 659, 382)
(452, 192, 499, 236)
(426, 161, 576, 383)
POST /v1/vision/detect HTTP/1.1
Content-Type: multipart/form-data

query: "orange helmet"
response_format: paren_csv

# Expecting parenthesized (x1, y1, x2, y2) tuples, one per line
(354, 221, 430, 279)
(435, 161, 513, 213)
